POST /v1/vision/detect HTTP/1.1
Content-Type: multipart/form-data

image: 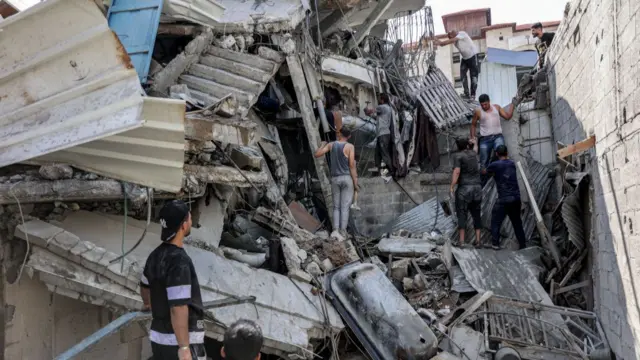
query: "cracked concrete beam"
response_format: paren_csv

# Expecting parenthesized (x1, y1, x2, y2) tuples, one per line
(185, 114, 257, 145)
(184, 164, 268, 187)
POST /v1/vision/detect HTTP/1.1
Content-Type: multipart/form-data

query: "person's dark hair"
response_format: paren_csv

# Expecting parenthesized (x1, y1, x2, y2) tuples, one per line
(223, 320, 263, 360)
(478, 94, 490, 103)
(340, 128, 352, 138)
(379, 93, 390, 104)
(456, 137, 472, 151)
(496, 145, 508, 157)
(531, 22, 543, 30)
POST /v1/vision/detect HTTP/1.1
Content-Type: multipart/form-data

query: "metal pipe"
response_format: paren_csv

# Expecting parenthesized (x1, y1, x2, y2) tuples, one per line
(316, 99, 331, 134)
(54, 311, 151, 360)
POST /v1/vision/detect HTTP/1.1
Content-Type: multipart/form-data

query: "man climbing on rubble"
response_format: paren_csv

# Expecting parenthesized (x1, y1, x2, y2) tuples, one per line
(140, 200, 206, 360)
(435, 30, 480, 99)
(482, 145, 527, 250)
(450, 137, 483, 248)
(471, 94, 515, 185)
(531, 22, 555, 69)
(365, 93, 395, 182)
(315, 128, 358, 240)
(221, 319, 263, 360)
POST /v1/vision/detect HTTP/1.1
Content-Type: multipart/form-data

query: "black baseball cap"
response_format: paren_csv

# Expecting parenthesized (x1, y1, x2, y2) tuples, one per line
(159, 200, 190, 242)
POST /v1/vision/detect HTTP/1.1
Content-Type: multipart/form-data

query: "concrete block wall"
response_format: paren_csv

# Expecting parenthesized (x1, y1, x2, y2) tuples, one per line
(4, 275, 150, 359)
(548, 0, 640, 357)
(352, 173, 449, 236)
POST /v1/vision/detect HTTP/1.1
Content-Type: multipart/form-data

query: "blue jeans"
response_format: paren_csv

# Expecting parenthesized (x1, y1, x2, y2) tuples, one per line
(479, 134, 504, 185)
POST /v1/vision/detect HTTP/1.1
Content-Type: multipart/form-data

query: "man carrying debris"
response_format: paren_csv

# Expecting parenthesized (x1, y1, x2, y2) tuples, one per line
(482, 145, 527, 250)
(221, 320, 263, 360)
(450, 137, 482, 247)
(471, 94, 515, 185)
(315, 129, 358, 240)
(435, 30, 480, 99)
(364, 93, 394, 180)
(140, 200, 206, 360)
(531, 22, 555, 69)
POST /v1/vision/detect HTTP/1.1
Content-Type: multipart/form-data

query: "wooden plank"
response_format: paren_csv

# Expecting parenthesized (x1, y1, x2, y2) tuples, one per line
(286, 55, 333, 216)
(554, 280, 591, 295)
(557, 135, 596, 159)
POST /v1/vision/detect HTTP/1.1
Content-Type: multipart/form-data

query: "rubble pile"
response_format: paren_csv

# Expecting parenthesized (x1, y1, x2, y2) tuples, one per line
(0, 0, 609, 359)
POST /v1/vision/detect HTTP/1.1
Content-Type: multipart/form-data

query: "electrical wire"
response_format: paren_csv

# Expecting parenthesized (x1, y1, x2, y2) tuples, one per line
(110, 187, 153, 264)
(10, 183, 29, 284)
(120, 181, 128, 273)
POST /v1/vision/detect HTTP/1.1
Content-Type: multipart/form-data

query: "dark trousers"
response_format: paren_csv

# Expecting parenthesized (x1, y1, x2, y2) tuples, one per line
(455, 185, 482, 230)
(491, 199, 526, 249)
(151, 343, 207, 360)
(375, 134, 394, 173)
(460, 54, 480, 97)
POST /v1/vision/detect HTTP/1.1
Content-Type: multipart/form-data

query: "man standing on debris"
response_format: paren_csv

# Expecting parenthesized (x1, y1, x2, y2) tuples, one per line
(450, 137, 483, 247)
(365, 93, 394, 180)
(315, 128, 358, 240)
(435, 30, 480, 99)
(140, 200, 206, 360)
(221, 320, 263, 360)
(471, 94, 515, 185)
(482, 145, 527, 250)
(531, 22, 555, 69)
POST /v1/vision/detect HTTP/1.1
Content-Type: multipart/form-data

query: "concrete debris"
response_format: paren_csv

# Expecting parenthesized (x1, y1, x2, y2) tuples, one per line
(440, 326, 486, 360)
(390, 258, 410, 281)
(230, 146, 263, 170)
(38, 164, 73, 180)
(289, 269, 313, 283)
(183, 164, 268, 187)
(305, 262, 323, 276)
(321, 259, 334, 272)
(377, 235, 437, 256)
(430, 352, 463, 360)
(220, 247, 267, 268)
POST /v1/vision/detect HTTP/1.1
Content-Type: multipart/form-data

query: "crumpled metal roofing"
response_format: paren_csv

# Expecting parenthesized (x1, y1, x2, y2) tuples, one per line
(373, 196, 457, 238)
(561, 172, 589, 249)
(408, 68, 472, 128)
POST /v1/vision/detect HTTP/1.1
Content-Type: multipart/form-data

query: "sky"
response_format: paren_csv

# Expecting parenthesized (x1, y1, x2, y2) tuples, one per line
(428, 0, 567, 35)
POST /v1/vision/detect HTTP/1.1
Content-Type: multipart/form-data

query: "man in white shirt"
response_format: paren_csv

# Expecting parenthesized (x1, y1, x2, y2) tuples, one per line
(436, 30, 480, 99)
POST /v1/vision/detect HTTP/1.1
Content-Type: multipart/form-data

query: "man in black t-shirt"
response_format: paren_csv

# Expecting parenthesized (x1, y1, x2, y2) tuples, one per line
(531, 22, 555, 69)
(450, 137, 483, 248)
(140, 200, 206, 360)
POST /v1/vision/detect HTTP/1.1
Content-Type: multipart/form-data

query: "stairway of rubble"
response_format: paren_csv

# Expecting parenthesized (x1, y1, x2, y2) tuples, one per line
(179, 46, 279, 115)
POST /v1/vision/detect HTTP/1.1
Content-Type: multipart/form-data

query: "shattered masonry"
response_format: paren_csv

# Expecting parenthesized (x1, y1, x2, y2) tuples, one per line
(0, 0, 625, 359)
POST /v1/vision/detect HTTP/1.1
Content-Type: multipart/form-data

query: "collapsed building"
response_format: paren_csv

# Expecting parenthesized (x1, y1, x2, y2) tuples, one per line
(0, 0, 632, 359)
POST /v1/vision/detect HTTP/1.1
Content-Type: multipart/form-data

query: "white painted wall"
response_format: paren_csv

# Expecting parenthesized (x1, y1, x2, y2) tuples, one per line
(476, 61, 518, 107)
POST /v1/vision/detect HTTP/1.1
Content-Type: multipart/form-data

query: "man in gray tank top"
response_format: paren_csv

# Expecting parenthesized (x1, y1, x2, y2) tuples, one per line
(314, 129, 358, 240)
(471, 94, 515, 185)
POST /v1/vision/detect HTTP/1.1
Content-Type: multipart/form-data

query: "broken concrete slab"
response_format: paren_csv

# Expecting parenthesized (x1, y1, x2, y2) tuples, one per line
(390, 258, 410, 281)
(191, 187, 232, 249)
(220, 247, 267, 267)
(0, 179, 141, 205)
(185, 114, 257, 146)
(17, 216, 344, 356)
(252, 207, 317, 243)
(280, 236, 303, 272)
(183, 164, 268, 187)
(230, 146, 263, 170)
(440, 326, 486, 360)
(377, 235, 437, 257)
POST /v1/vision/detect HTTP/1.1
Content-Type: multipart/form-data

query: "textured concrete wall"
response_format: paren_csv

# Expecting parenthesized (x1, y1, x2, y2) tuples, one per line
(4, 275, 150, 359)
(548, 0, 640, 357)
(352, 173, 449, 236)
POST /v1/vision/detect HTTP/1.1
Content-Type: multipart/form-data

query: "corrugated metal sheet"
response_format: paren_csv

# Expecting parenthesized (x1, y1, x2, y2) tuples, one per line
(451, 246, 552, 303)
(562, 173, 589, 249)
(476, 62, 518, 108)
(408, 68, 472, 129)
(373, 196, 457, 238)
(179, 45, 280, 117)
(485, 47, 538, 67)
(35, 98, 186, 193)
(0, 0, 147, 168)
(161, 0, 225, 26)
(108, 0, 164, 83)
